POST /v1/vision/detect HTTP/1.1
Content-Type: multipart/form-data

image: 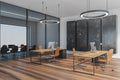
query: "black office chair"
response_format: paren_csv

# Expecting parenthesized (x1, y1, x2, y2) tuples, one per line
(20, 44, 27, 57)
(11, 45, 18, 52)
(0, 45, 9, 58)
(29, 45, 36, 51)
(28, 45, 36, 57)
(10, 45, 18, 59)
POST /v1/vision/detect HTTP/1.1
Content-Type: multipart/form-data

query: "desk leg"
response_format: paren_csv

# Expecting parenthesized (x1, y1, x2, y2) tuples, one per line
(30, 53, 32, 63)
(93, 58, 95, 75)
(39, 53, 42, 65)
(73, 56, 75, 71)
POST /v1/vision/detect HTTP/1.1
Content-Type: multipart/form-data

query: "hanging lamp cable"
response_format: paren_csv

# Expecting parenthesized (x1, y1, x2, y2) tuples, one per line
(106, 0, 108, 10)
(58, 4, 60, 18)
(42, 1, 44, 14)
(40, 1, 60, 24)
(87, 0, 90, 11)
(80, 0, 109, 19)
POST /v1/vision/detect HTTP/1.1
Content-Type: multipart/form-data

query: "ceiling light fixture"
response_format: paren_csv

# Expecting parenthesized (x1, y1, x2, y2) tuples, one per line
(40, 1, 60, 24)
(80, 0, 109, 19)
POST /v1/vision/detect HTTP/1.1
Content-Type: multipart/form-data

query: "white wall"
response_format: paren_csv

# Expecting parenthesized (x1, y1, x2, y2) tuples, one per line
(60, 9, 120, 58)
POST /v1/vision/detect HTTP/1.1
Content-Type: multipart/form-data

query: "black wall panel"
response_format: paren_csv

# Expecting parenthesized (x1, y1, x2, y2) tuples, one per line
(67, 15, 116, 52)
(102, 15, 116, 52)
(76, 20, 88, 51)
(67, 21, 76, 50)
(88, 18, 101, 50)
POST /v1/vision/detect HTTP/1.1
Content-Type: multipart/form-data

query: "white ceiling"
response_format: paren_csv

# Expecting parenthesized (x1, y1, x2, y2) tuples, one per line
(1, 0, 120, 18)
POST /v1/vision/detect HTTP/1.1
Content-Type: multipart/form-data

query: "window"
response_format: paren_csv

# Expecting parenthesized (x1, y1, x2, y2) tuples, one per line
(1, 24, 26, 47)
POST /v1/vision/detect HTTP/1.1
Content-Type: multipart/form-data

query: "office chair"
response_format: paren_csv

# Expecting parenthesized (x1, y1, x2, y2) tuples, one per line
(29, 45, 36, 51)
(48, 47, 60, 62)
(11, 45, 18, 59)
(73, 48, 86, 70)
(98, 49, 114, 71)
(73, 48, 85, 62)
(20, 45, 27, 57)
(0, 45, 9, 58)
(38, 45, 43, 50)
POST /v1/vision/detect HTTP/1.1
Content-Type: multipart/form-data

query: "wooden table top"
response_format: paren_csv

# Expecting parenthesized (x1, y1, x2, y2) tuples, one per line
(74, 50, 108, 58)
(30, 48, 66, 53)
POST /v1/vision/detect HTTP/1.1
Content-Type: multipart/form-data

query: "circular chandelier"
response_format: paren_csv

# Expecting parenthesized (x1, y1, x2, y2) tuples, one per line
(80, 0, 109, 19)
(40, 19, 60, 24)
(40, 2, 60, 24)
(80, 10, 109, 19)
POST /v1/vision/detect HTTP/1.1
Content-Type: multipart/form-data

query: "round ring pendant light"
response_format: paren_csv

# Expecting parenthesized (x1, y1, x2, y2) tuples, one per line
(40, 19, 60, 24)
(80, 0, 109, 19)
(40, 1, 60, 24)
(80, 10, 109, 19)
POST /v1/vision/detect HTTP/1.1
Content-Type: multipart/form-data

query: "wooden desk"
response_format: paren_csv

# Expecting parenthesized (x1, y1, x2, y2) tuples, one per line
(73, 50, 108, 75)
(31, 48, 66, 53)
(30, 48, 66, 64)
(74, 51, 108, 58)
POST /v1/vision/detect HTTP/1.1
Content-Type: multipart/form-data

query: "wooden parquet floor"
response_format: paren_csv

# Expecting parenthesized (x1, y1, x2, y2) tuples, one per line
(0, 56, 120, 80)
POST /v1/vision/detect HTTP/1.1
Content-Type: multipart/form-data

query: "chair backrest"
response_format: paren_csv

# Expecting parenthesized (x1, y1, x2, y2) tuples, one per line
(11, 45, 18, 53)
(21, 45, 27, 52)
(8, 45, 15, 48)
(73, 48, 81, 61)
(32, 45, 36, 50)
(107, 49, 114, 63)
(20, 44, 24, 52)
(38, 45, 43, 50)
(1, 45, 9, 53)
(24, 45, 27, 51)
(55, 47, 60, 57)
(15, 46, 18, 52)
(73, 48, 76, 54)
(29, 45, 36, 51)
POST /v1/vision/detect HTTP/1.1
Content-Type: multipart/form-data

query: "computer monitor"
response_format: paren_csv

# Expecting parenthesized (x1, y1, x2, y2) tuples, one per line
(48, 42, 55, 49)
(90, 42, 96, 51)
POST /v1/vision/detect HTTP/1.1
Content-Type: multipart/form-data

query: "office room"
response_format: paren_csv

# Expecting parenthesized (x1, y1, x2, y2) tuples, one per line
(0, 0, 120, 80)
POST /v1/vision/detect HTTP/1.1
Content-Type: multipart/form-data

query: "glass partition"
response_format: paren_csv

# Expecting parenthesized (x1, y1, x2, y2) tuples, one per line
(46, 15, 60, 48)
(1, 2, 26, 26)
(1, 24, 26, 47)
(0, 2, 27, 48)
(28, 10, 45, 49)
(0, 1, 60, 60)
(0, 2, 27, 60)
(0, 2, 1, 50)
